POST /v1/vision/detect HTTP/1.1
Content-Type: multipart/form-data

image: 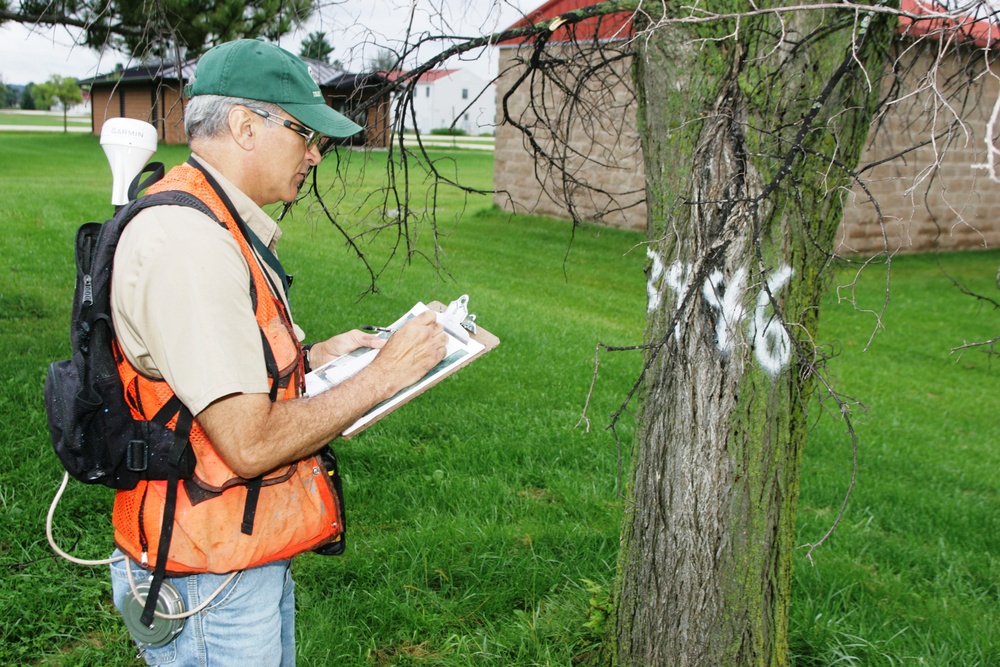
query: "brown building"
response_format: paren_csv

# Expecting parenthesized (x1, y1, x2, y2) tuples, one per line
(83, 57, 391, 148)
(495, 0, 1000, 255)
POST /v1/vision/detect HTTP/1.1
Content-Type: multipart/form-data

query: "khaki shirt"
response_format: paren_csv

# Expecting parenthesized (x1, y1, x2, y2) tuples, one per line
(111, 155, 302, 416)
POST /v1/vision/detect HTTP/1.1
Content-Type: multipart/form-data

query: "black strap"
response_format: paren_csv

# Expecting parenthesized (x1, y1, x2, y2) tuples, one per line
(150, 395, 184, 426)
(259, 328, 281, 403)
(242, 221, 293, 297)
(128, 163, 167, 201)
(140, 406, 193, 628)
(137, 485, 150, 557)
(241, 477, 262, 535)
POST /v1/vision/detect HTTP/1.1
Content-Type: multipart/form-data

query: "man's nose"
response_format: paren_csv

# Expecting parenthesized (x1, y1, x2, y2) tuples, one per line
(305, 143, 322, 165)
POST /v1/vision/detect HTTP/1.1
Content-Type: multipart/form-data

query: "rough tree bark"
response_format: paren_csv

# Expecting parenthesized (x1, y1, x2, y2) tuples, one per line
(605, 3, 895, 665)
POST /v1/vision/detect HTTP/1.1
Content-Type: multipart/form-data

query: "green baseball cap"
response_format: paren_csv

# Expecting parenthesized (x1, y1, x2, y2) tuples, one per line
(186, 39, 362, 139)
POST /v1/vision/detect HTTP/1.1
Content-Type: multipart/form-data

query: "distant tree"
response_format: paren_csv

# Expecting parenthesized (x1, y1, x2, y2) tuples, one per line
(0, 80, 17, 109)
(367, 47, 398, 73)
(300, 31, 334, 63)
(32, 75, 83, 132)
(0, 0, 317, 62)
(19, 83, 35, 110)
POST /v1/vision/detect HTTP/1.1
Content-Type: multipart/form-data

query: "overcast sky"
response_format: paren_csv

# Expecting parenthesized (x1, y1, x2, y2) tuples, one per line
(0, 0, 533, 87)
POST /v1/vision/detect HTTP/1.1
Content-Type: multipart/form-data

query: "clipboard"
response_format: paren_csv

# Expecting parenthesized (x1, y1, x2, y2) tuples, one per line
(305, 299, 499, 439)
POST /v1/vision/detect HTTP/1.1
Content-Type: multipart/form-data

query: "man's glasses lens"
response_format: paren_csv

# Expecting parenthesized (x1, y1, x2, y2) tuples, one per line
(313, 135, 337, 154)
(248, 107, 331, 152)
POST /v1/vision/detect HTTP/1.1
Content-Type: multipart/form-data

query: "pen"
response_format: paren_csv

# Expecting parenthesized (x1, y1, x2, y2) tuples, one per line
(361, 325, 394, 334)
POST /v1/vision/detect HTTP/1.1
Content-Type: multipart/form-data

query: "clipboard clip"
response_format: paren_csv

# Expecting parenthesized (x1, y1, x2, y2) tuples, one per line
(438, 294, 477, 342)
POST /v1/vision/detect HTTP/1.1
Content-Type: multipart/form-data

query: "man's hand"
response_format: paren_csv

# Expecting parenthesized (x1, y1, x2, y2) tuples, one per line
(197, 310, 448, 478)
(307, 310, 448, 376)
(366, 310, 448, 391)
(308, 329, 385, 368)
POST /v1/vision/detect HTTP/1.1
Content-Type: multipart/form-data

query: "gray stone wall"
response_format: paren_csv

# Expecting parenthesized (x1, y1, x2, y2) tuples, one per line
(493, 43, 646, 230)
(835, 48, 1000, 254)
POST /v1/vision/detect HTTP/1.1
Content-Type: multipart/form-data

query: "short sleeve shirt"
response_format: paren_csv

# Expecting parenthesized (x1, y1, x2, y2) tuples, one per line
(111, 155, 302, 416)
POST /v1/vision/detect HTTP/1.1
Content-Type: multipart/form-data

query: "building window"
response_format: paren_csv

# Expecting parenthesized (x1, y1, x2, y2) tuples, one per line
(462, 88, 468, 100)
(425, 86, 430, 97)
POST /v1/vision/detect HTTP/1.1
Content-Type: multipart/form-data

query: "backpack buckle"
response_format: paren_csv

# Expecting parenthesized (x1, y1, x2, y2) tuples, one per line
(126, 440, 148, 473)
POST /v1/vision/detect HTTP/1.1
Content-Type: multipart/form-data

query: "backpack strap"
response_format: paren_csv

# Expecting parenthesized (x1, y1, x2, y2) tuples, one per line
(127, 163, 166, 202)
(140, 405, 193, 628)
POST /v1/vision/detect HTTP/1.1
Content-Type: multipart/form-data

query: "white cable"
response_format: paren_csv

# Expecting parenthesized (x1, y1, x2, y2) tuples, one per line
(125, 557, 236, 620)
(48, 471, 236, 620)
(47, 471, 123, 566)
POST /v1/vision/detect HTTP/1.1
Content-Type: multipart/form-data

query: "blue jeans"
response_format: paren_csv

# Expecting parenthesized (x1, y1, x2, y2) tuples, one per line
(110, 551, 296, 666)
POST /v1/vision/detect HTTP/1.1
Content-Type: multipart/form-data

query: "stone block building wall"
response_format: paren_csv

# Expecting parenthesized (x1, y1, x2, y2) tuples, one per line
(493, 42, 647, 230)
(494, 41, 1000, 255)
(835, 48, 1000, 255)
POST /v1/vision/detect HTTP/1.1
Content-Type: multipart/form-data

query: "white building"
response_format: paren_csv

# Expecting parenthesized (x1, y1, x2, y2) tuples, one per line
(405, 68, 496, 135)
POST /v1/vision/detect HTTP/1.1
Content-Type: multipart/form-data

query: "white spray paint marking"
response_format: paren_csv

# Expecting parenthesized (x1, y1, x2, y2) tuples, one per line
(653, 260, 794, 376)
(664, 261, 696, 341)
(749, 265, 793, 376)
(702, 266, 747, 355)
(646, 247, 665, 313)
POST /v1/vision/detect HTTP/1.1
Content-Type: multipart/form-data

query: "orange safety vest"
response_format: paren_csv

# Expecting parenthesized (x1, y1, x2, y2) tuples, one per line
(112, 161, 344, 575)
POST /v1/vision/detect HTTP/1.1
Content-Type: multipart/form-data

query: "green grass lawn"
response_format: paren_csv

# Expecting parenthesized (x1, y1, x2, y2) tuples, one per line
(1, 132, 997, 666)
(793, 255, 1000, 665)
(0, 109, 90, 127)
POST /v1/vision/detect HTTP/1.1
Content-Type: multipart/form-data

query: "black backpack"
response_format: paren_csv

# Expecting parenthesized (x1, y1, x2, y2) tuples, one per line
(44, 166, 215, 489)
(43, 166, 223, 628)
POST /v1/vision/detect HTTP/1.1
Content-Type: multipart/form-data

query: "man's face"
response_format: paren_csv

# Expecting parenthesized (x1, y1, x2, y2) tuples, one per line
(250, 108, 323, 206)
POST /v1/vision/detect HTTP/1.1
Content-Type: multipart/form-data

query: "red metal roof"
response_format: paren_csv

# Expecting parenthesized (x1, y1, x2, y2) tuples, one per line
(898, 0, 1000, 49)
(416, 69, 460, 82)
(380, 68, 460, 83)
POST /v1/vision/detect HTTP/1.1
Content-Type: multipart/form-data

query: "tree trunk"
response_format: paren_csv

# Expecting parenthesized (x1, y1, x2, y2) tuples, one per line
(606, 4, 894, 665)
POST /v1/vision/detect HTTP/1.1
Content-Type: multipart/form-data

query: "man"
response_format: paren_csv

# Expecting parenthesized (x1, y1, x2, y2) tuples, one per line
(107, 39, 447, 665)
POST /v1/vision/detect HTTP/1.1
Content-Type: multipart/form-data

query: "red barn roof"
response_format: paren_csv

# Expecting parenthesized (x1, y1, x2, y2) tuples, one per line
(899, 0, 1000, 49)
(380, 68, 461, 83)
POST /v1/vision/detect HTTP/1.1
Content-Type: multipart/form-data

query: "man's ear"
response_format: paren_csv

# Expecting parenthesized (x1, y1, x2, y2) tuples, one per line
(229, 106, 256, 151)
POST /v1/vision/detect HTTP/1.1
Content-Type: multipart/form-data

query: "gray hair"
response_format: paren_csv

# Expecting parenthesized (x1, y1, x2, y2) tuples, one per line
(184, 95, 283, 140)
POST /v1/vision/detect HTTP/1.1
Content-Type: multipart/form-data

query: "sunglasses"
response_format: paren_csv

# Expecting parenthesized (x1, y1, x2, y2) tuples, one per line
(246, 107, 335, 153)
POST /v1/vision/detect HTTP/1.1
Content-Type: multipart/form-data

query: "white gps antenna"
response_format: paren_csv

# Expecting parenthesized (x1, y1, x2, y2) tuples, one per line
(100, 118, 158, 206)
